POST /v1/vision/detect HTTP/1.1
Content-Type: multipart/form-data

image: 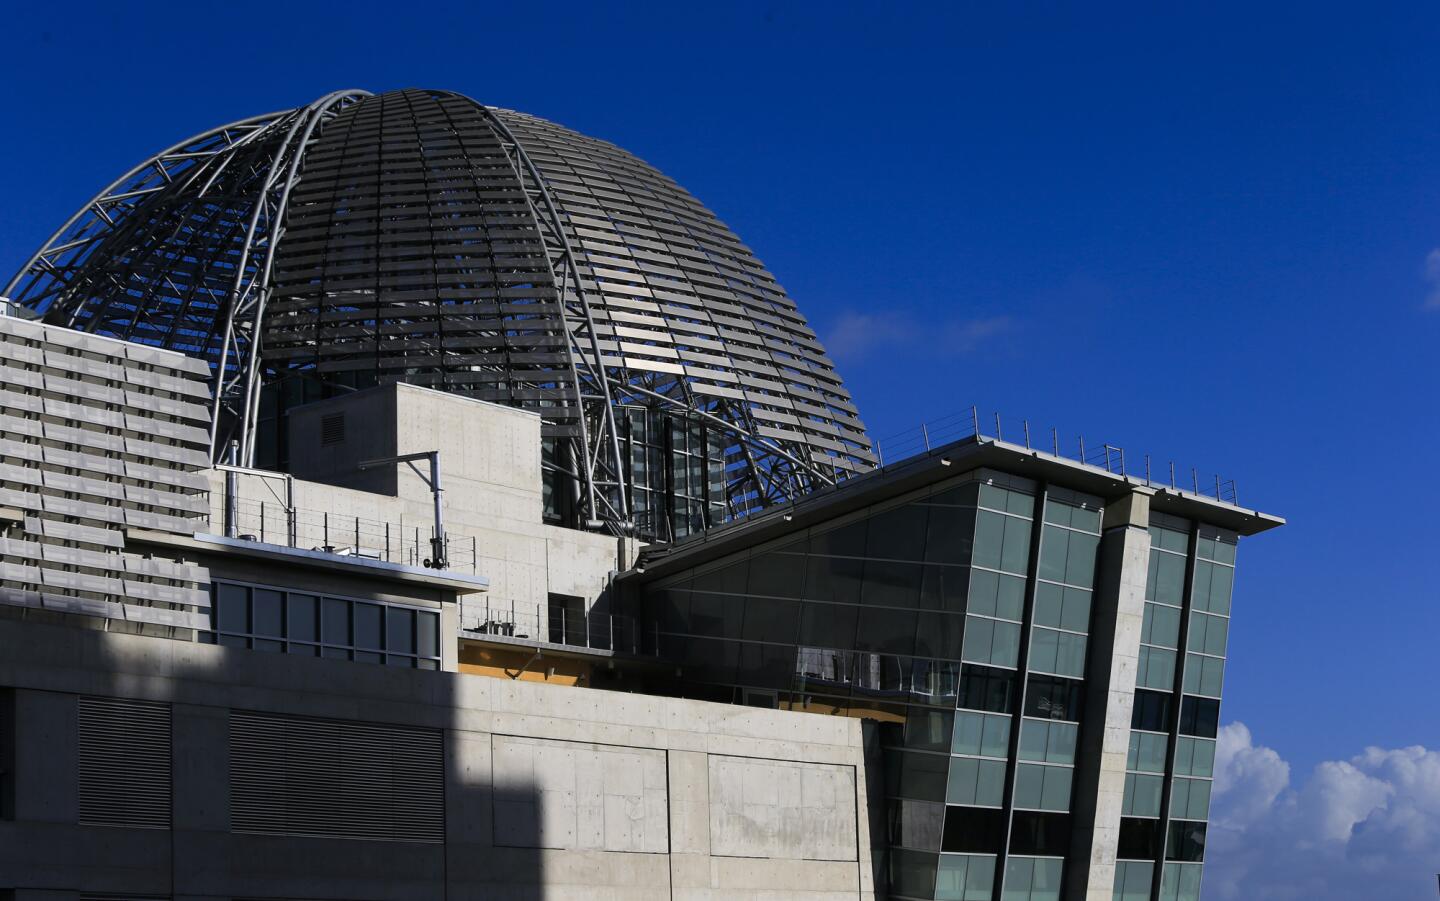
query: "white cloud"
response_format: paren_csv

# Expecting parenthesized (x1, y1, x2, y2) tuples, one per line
(822, 311, 1013, 360)
(1206, 722, 1440, 900)
(1423, 248, 1440, 310)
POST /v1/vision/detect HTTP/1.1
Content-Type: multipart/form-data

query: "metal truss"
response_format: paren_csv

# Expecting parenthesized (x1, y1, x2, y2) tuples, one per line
(5, 89, 875, 536)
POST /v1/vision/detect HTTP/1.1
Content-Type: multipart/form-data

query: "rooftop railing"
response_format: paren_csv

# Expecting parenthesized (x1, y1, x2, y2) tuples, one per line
(870, 406, 1240, 506)
(200, 492, 483, 573)
(462, 600, 654, 657)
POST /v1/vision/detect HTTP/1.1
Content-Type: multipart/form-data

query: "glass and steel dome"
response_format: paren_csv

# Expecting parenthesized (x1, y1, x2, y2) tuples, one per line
(5, 89, 874, 535)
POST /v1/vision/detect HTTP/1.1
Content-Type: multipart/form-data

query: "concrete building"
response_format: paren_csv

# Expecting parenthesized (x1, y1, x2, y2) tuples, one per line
(0, 87, 1284, 900)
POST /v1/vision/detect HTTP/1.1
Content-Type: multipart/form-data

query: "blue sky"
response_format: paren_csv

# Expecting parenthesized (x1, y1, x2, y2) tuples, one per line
(3, 3, 1439, 895)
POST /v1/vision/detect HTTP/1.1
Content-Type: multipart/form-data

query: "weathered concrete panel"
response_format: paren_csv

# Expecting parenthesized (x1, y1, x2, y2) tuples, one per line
(492, 734, 669, 853)
(708, 754, 858, 862)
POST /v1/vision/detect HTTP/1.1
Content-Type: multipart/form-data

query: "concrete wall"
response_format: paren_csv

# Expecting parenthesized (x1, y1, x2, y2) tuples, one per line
(225, 383, 624, 637)
(0, 617, 874, 900)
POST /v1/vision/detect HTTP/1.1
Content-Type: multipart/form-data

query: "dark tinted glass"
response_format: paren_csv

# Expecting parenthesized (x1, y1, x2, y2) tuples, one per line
(1167, 821, 1207, 862)
(354, 603, 381, 649)
(855, 606, 918, 656)
(386, 607, 415, 654)
(1009, 811, 1071, 856)
(904, 708, 954, 752)
(941, 805, 1006, 853)
(913, 612, 965, 661)
(742, 597, 801, 643)
(810, 519, 868, 557)
(747, 552, 807, 599)
(417, 611, 439, 657)
(215, 583, 247, 633)
(890, 749, 949, 802)
(889, 848, 939, 898)
(958, 665, 1016, 714)
(1132, 690, 1173, 732)
(287, 594, 318, 642)
(252, 589, 283, 638)
(1025, 675, 1084, 722)
(688, 591, 742, 640)
(919, 565, 968, 612)
(322, 598, 349, 645)
(924, 505, 974, 564)
(861, 561, 923, 609)
(888, 798, 945, 850)
(1179, 696, 1221, 738)
(1118, 817, 1163, 859)
(867, 504, 930, 562)
(799, 602, 858, 649)
(806, 556, 866, 606)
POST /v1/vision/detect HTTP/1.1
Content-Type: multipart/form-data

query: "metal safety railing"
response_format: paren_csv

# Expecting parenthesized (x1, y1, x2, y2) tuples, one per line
(462, 601, 655, 656)
(870, 405, 1240, 506)
(201, 492, 482, 573)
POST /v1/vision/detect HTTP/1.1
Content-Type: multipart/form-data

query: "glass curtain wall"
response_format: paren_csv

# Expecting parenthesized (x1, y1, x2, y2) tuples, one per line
(1113, 513, 1235, 901)
(641, 468, 1103, 901)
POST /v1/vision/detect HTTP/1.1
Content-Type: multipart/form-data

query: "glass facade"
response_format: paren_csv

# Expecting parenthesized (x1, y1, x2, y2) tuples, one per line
(202, 580, 443, 669)
(642, 469, 1109, 899)
(1113, 514, 1235, 901)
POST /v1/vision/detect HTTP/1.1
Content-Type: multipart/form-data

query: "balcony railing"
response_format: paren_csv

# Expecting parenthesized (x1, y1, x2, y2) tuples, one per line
(462, 601, 653, 656)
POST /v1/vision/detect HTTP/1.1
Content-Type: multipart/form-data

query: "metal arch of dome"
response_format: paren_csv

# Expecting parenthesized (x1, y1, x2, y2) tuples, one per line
(4, 89, 875, 535)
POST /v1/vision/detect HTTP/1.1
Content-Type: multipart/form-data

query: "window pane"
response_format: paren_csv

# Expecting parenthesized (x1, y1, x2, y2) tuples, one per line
(1014, 764, 1045, 809)
(953, 711, 1009, 757)
(322, 597, 350, 645)
(1142, 603, 1181, 648)
(215, 583, 247, 633)
(386, 607, 415, 654)
(1138, 646, 1176, 691)
(252, 589, 283, 638)
(354, 603, 382, 650)
(1114, 860, 1154, 901)
(889, 848, 938, 898)
(942, 805, 1006, 854)
(1064, 532, 1098, 587)
(288, 593, 318, 642)
(958, 665, 1017, 714)
(1124, 773, 1163, 816)
(417, 611, 439, 657)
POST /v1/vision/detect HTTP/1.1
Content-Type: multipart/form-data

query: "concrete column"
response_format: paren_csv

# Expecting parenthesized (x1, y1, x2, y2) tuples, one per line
(1068, 488, 1153, 900)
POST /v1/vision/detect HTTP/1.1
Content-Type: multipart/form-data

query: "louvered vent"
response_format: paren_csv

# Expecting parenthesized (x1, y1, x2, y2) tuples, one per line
(230, 709, 443, 842)
(77, 697, 172, 829)
(320, 412, 345, 445)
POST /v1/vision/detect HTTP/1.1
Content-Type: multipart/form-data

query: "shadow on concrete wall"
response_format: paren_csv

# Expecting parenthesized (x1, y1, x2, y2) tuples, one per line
(0, 613, 543, 900)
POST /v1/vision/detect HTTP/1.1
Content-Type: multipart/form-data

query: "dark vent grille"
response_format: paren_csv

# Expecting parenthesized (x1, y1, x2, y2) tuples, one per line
(230, 709, 443, 842)
(79, 895, 170, 901)
(77, 697, 172, 829)
(320, 412, 345, 445)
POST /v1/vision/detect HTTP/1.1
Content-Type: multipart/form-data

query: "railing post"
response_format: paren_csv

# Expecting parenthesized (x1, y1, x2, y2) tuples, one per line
(1192, 468, 1199, 494)
(1023, 420, 1030, 449)
(385, 522, 390, 561)
(921, 422, 930, 451)
(971, 405, 980, 437)
(323, 511, 329, 548)
(1170, 461, 1176, 490)
(1214, 474, 1222, 500)
(994, 412, 1002, 441)
(875, 440, 884, 467)
(1052, 428, 1058, 456)
(1078, 436, 1086, 463)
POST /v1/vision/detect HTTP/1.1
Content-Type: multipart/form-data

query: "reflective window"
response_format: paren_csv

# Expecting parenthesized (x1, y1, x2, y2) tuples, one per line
(1182, 654, 1225, 698)
(1158, 862, 1204, 901)
(947, 757, 1006, 807)
(1173, 737, 1216, 777)
(1191, 560, 1233, 616)
(952, 711, 1011, 758)
(1029, 627, 1087, 678)
(1170, 777, 1212, 821)
(889, 848, 939, 898)
(1137, 646, 1176, 691)
(889, 798, 945, 851)
(1113, 860, 1154, 901)
(936, 853, 997, 901)
(1003, 855, 1063, 901)
(968, 568, 1026, 620)
(1187, 612, 1228, 656)
(962, 615, 1021, 668)
(1127, 732, 1168, 773)
(1014, 763, 1072, 811)
(1033, 582, 1091, 633)
(973, 510, 1032, 575)
(1038, 526, 1098, 588)
(1019, 719, 1077, 764)
(1142, 603, 1181, 648)
(1123, 773, 1163, 816)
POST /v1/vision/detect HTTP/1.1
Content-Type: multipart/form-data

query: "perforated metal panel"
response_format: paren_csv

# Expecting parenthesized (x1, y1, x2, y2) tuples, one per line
(229, 709, 443, 842)
(77, 696, 172, 829)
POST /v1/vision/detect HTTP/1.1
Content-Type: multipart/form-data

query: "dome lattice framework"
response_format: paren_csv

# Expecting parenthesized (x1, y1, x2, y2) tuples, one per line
(5, 89, 875, 534)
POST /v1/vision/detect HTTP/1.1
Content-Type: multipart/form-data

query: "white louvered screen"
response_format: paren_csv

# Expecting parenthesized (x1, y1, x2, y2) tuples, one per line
(230, 709, 444, 842)
(77, 697, 172, 829)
